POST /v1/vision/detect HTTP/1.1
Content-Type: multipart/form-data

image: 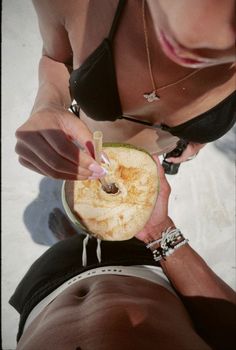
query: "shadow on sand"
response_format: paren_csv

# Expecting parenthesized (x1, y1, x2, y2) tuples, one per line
(23, 178, 78, 246)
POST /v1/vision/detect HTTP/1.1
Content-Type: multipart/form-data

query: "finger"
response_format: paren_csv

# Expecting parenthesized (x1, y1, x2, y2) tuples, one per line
(164, 156, 183, 164)
(16, 143, 91, 180)
(40, 131, 109, 170)
(16, 136, 92, 177)
(57, 111, 98, 158)
(84, 140, 95, 158)
(18, 157, 44, 176)
(39, 132, 107, 175)
(40, 127, 95, 166)
(151, 165, 171, 217)
(18, 156, 90, 180)
(152, 155, 166, 181)
(58, 111, 94, 147)
(165, 144, 199, 163)
(165, 151, 192, 163)
(39, 133, 96, 175)
(16, 126, 104, 175)
(152, 154, 171, 193)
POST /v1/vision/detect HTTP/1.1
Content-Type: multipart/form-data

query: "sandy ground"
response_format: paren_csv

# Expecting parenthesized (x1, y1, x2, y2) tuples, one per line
(2, 1, 236, 349)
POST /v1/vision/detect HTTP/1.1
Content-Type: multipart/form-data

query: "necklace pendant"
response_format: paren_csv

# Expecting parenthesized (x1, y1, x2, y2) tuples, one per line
(143, 91, 160, 102)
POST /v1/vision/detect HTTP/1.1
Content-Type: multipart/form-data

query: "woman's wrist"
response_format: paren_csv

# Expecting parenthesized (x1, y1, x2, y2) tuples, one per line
(30, 100, 71, 118)
(146, 220, 189, 262)
(31, 78, 72, 116)
(152, 216, 176, 241)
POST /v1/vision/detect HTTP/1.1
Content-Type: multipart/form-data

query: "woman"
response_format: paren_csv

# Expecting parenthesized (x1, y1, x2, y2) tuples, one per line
(10, 159, 236, 350)
(15, 0, 236, 180)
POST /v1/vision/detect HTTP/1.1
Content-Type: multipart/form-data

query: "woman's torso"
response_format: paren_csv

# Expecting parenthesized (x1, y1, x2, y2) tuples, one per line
(64, 0, 235, 147)
(18, 275, 211, 350)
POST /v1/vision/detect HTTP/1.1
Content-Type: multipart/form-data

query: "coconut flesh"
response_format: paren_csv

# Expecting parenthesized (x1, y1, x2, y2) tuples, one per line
(63, 144, 159, 241)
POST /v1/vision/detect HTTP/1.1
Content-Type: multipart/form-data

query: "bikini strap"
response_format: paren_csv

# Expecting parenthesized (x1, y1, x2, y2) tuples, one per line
(121, 115, 162, 129)
(108, 0, 126, 41)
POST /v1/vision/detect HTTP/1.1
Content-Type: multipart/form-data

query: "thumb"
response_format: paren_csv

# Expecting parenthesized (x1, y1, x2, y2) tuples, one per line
(63, 111, 93, 142)
(152, 154, 166, 182)
(59, 111, 94, 156)
(152, 154, 171, 197)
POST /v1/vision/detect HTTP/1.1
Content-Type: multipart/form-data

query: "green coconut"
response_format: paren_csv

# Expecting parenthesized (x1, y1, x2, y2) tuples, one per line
(62, 143, 159, 241)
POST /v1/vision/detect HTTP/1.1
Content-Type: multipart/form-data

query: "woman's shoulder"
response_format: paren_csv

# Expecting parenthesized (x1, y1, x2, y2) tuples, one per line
(32, 0, 82, 15)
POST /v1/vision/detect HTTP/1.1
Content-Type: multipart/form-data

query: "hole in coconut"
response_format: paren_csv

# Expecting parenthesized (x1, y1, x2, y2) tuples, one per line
(102, 183, 119, 194)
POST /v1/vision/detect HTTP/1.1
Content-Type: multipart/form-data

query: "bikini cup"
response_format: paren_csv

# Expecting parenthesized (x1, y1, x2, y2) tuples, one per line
(69, 0, 125, 121)
(69, 38, 122, 121)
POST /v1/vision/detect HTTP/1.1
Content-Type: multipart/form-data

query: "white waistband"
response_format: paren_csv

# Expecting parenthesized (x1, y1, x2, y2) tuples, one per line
(23, 264, 176, 333)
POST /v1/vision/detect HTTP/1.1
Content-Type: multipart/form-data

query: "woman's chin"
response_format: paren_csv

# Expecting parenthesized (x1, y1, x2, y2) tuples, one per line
(157, 29, 215, 69)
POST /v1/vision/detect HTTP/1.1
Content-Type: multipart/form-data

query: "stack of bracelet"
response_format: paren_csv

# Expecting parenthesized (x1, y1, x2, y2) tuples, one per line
(146, 227, 189, 262)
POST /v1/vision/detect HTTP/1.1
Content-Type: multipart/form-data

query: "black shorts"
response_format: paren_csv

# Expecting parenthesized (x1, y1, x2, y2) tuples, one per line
(10, 234, 158, 341)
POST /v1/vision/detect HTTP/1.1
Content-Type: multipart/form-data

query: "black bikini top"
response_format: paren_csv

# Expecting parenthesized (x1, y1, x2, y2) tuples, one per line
(69, 0, 236, 144)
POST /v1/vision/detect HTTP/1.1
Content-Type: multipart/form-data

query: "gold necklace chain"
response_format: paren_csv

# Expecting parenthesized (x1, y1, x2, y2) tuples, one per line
(142, 0, 202, 102)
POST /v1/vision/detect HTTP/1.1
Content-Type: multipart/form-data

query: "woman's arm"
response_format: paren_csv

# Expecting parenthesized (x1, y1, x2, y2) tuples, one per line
(160, 240, 236, 350)
(15, 0, 105, 180)
(32, 55, 72, 114)
(136, 157, 236, 349)
(160, 243, 235, 301)
(32, 0, 74, 111)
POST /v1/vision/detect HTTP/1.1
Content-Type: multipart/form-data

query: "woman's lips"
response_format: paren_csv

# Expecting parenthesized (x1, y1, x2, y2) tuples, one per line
(158, 30, 212, 68)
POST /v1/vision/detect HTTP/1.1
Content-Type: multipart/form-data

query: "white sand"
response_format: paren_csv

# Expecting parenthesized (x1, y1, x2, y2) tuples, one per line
(2, 1, 235, 349)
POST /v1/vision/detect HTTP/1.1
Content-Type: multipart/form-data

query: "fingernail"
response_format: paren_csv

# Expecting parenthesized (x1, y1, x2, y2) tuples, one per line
(85, 141, 95, 158)
(89, 163, 108, 175)
(101, 152, 111, 165)
(88, 170, 108, 180)
(88, 175, 101, 180)
(88, 176, 97, 180)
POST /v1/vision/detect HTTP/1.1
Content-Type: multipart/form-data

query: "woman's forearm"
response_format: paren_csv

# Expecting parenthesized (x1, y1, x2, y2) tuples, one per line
(31, 55, 72, 114)
(160, 243, 236, 350)
(161, 243, 235, 301)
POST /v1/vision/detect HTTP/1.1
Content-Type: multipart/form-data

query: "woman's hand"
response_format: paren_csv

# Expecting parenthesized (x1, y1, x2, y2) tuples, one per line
(135, 156, 175, 243)
(165, 142, 206, 164)
(15, 107, 107, 180)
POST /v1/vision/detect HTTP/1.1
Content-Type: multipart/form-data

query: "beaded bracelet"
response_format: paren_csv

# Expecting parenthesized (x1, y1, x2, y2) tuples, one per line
(146, 227, 189, 262)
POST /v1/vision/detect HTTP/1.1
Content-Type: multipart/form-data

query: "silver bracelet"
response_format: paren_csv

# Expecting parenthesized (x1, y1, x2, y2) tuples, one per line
(146, 227, 189, 262)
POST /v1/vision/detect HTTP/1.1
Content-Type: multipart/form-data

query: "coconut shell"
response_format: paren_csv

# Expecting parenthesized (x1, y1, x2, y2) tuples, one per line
(62, 144, 159, 241)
